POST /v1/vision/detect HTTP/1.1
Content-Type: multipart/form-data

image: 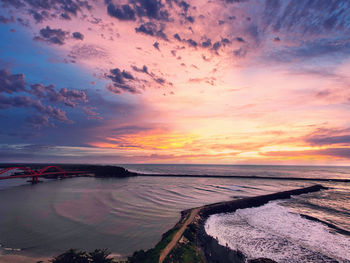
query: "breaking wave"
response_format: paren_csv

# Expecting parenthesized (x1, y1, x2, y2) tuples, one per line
(205, 201, 350, 263)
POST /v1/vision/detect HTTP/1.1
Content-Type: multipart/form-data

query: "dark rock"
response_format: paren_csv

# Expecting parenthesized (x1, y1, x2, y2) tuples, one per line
(194, 184, 327, 263)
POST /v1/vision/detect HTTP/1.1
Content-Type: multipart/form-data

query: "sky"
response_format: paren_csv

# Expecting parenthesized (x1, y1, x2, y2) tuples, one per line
(1, 0, 350, 165)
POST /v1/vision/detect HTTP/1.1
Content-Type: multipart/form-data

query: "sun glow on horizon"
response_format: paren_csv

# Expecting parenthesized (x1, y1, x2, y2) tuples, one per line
(1, 0, 350, 165)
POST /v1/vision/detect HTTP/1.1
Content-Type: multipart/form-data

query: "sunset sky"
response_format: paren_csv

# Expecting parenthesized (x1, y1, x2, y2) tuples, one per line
(1, 0, 350, 164)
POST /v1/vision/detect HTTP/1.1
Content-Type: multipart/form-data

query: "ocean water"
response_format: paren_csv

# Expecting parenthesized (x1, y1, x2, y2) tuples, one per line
(198, 166, 350, 262)
(122, 164, 350, 180)
(0, 164, 349, 262)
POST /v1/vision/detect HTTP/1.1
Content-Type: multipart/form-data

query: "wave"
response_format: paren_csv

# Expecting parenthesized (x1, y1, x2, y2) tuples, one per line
(205, 201, 350, 263)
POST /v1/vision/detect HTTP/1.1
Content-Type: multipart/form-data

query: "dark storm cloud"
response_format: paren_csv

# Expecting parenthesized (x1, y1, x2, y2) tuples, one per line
(186, 38, 197, 47)
(106, 83, 139, 94)
(0, 15, 14, 24)
(0, 0, 24, 8)
(29, 83, 46, 98)
(0, 68, 92, 128)
(31, 10, 49, 23)
(36, 103, 69, 122)
(107, 68, 134, 83)
(2, 69, 88, 108)
(29, 84, 88, 108)
(133, 0, 169, 21)
(202, 39, 211, 48)
(0, 0, 91, 21)
(60, 12, 71, 20)
(212, 41, 221, 51)
(54, 87, 88, 107)
(72, 31, 84, 40)
(16, 17, 30, 27)
(26, 114, 51, 128)
(135, 22, 167, 40)
(0, 69, 26, 94)
(173, 33, 181, 41)
(218, 20, 225, 25)
(22, 0, 52, 10)
(132, 65, 149, 74)
(131, 65, 171, 87)
(155, 77, 165, 84)
(0, 94, 69, 122)
(174, 31, 231, 52)
(170, 0, 194, 23)
(106, 0, 169, 21)
(153, 41, 160, 50)
(34, 26, 69, 45)
(184, 15, 194, 23)
(210, 37, 232, 52)
(107, 3, 136, 21)
(105, 68, 139, 94)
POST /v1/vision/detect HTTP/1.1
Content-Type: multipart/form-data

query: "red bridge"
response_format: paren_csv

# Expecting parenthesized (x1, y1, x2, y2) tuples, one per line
(0, 166, 88, 183)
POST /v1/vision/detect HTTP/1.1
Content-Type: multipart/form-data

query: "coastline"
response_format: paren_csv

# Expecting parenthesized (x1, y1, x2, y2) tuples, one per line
(161, 184, 328, 263)
(136, 173, 350, 182)
(0, 170, 332, 263)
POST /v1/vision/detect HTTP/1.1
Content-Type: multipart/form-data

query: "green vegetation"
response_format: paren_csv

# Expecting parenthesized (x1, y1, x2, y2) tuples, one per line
(163, 242, 205, 263)
(128, 226, 180, 263)
(162, 223, 205, 263)
(183, 223, 197, 242)
(39, 211, 201, 263)
(41, 249, 116, 263)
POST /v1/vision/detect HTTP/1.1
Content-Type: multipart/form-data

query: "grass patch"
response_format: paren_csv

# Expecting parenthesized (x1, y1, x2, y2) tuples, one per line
(128, 210, 192, 263)
(128, 226, 180, 263)
(163, 222, 204, 263)
(163, 242, 205, 263)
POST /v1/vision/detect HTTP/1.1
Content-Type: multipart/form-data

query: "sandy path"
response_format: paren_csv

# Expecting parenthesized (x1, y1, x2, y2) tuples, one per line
(159, 207, 200, 263)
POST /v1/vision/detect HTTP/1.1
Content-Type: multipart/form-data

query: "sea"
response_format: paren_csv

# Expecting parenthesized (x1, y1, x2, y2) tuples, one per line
(0, 164, 349, 262)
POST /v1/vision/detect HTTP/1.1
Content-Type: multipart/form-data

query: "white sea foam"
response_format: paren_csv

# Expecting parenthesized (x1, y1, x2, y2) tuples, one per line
(205, 201, 350, 263)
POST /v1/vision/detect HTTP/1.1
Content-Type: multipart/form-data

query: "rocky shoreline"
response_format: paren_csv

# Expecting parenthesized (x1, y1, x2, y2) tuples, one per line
(168, 184, 328, 263)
